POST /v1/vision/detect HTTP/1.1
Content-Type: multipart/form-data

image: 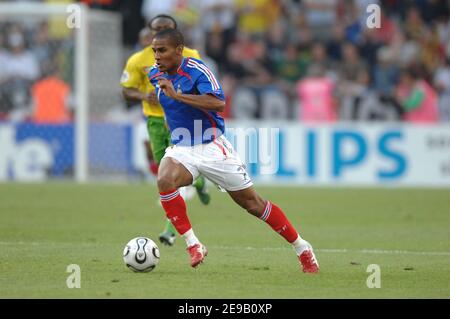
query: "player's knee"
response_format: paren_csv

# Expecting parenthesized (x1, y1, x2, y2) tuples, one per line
(157, 174, 176, 192)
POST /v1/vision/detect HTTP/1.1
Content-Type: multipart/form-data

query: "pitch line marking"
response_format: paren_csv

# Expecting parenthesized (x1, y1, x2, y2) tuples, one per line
(1, 242, 450, 256)
(210, 246, 450, 257)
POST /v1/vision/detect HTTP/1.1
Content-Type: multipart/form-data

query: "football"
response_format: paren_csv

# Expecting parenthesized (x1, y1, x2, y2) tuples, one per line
(123, 237, 160, 272)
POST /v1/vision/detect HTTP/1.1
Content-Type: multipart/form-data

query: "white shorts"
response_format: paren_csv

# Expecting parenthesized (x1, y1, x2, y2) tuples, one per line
(163, 135, 253, 192)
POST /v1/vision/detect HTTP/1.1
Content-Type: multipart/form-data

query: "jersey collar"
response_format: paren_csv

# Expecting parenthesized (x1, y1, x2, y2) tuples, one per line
(177, 58, 189, 72)
(176, 58, 192, 81)
(166, 58, 188, 79)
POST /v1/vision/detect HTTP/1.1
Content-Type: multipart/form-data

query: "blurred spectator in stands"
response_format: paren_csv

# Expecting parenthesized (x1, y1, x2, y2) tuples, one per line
(389, 29, 420, 68)
(434, 57, 450, 121)
(82, 0, 146, 48)
(404, 6, 427, 42)
(31, 65, 72, 123)
(436, 11, 450, 45)
(308, 41, 336, 80)
(45, 0, 75, 40)
(225, 32, 272, 86)
(266, 20, 287, 67)
(204, 31, 228, 73)
(281, 14, 311, 86)
(287, 8, 313, 51)
(280, 0, 302, 24)
(115, 0, 145, 47)
(395, 67, 439, 123)
(326, 23, 345, 61)
(242, 38, 273, 87)
(18, 0, 445, 123)
(340, 68, 401, 121)
(381, 0, 403, 18)
(31, 22, 54, 76)
(200, 0, 236, 70)
(337, 42, 368, 83)
(0, 32, 7, 84)
(372, 8, 397, 44)
(0, 32, 9, 118)
(4, 26, 39, 82)
(224, 40, 248, 82)
(343, 0, 363, 45)
(337, 39, 399, 121)
(419, 25, 444, 73)
(274, 43, 307, 94)
(338, 68, 370, 120)
(373, 46, 399, 96)
(0, 25, 39, 116)
(297, 64, 336, 122)
(301, 0, 338, 40)
(359, 28, 383, 80)
(141, 0, 176, 21)
(235, 0, 281, 36)
(422, 0, 450, 24)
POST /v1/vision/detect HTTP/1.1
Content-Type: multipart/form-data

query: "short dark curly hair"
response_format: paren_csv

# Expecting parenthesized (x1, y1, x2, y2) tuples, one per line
(147, 14, 177, 30)
(154, 28, 184, 47)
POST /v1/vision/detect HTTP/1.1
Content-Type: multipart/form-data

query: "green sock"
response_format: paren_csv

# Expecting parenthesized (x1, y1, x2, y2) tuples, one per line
(193, 175, 210, 205)
(193, 175, 205, 190)
(164, 219, 176, 235)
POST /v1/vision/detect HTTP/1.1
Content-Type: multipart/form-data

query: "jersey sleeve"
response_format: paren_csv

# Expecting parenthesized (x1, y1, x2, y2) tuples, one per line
(195, 63, 225, 101)
(120, 55, 143, 89)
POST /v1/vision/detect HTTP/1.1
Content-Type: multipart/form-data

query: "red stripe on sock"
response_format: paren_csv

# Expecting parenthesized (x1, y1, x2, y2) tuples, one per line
(263, 202, 299, 243)
(159, 191, 191, 235)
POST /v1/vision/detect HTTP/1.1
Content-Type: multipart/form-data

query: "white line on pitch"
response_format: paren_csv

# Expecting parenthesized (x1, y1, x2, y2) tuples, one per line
(210, 246, 450, 257)
(1, 241, 450, 256)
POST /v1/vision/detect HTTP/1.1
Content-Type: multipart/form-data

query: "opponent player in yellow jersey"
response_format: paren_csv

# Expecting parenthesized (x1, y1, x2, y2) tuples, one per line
(121, 15, 211, 246)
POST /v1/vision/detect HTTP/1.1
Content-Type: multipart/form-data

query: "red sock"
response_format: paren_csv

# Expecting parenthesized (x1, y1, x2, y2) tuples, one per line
(159, 189, 191, 235)
(149, 161, 159, 176)
(260, 201, 299, 243)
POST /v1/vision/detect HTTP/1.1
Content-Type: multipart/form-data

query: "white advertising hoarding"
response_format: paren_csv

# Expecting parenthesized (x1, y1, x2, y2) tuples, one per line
(2, 121, 449, 186)
(224, 121, 450, 187)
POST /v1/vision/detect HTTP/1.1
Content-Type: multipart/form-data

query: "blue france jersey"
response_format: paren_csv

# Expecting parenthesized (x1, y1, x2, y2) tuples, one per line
(147, 57, 226, 146)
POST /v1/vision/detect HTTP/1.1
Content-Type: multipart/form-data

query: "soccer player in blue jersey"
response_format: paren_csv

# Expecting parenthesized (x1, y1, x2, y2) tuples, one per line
(147, 29, 319, 273)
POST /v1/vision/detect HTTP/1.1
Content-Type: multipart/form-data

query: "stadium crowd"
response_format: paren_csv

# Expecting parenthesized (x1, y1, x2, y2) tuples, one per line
(1, 0, 450, 122)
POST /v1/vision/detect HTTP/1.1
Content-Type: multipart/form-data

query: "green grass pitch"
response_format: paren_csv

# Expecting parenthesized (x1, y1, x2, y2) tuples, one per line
(0, 183, 449, 298)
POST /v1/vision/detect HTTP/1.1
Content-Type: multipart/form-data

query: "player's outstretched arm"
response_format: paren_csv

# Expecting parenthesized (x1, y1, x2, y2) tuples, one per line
(157, 77, 225, 112)
(122, 87, 158, 104)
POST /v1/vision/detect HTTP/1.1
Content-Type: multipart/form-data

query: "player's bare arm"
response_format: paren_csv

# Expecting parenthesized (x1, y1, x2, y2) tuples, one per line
(122, 87, 158, 104)
(157, 77, 225, 112)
